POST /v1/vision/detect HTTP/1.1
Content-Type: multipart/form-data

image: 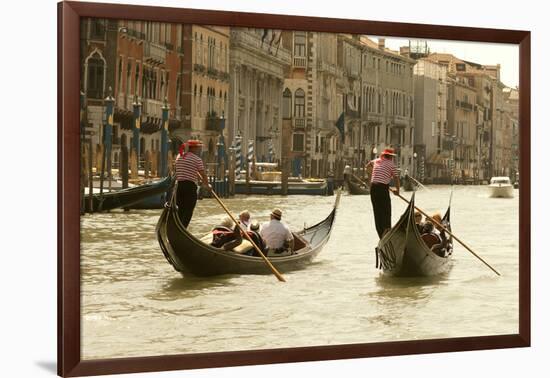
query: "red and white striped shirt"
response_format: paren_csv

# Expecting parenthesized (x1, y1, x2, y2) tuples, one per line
(370, 157, 397, 185)
(175, 152, 205, 183)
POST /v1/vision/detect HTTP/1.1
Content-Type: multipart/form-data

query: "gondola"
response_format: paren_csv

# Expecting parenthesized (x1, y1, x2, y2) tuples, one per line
(402, 175, 416, 192)
(84, 175, 172, 212)
(156, 188, 341, 276)
(346, 178, 370, 195)
(375, 193, 453, 276)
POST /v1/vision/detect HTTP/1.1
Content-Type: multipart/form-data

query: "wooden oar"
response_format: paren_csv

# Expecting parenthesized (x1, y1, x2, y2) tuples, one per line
(208, 188, 286, 282)
(352, 173, 370, 188)
(351, 175, 500, 276)
(406, 175, 430, 191)
(393, 192, 501, 276)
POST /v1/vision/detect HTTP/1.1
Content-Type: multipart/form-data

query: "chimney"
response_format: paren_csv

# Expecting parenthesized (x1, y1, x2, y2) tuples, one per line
(378, 38, 385, 50)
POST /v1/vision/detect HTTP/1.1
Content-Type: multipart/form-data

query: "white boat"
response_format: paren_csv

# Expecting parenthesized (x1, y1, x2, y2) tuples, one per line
(488, 177, 514, 198)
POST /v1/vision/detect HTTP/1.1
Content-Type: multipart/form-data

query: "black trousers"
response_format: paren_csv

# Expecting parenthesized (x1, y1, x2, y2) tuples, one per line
(176, 180, 198, 228)
(370, 182, 391, 238)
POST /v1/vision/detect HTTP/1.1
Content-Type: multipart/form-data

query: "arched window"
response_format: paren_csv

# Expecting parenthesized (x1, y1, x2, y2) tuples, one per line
(282, 88, 292, 119)
(86, 54, 105, 99)
(294, 88, 305, 118)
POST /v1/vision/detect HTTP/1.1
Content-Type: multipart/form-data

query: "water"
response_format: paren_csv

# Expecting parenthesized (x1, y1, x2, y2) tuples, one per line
(81, 185, 519, 359)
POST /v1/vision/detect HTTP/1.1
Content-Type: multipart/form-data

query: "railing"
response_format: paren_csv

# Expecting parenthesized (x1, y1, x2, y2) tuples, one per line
(230, 30, 291, 63)
(293, 56, 307, 68)
(294, 118, 306, 128)
(460, 101, 474, 111)
(317, 60, 338, 75)
(143, 41, 167, 65)
(142, 98, 163, 118)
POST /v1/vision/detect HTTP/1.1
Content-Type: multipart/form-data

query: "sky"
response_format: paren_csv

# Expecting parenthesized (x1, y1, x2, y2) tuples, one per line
(370, 36, 519, 88)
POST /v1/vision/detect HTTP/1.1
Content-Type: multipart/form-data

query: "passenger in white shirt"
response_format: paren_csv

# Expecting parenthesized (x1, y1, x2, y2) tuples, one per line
(260, 208, 294, 255)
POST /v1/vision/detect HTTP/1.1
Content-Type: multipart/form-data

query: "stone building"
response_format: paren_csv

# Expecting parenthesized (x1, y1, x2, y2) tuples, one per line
(447, 76, 478, 182)
(430, 53, 516, 180)
(81, 18, 184, 175)
(412, 58, 448, 182)
(279, 31, 343, 178)
(360, 37, 416, 175)
(227, 28, 291, 163)
(179, 25, 230, 166)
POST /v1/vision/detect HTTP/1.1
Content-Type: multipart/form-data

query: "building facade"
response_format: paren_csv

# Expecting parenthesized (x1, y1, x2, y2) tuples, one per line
(413, 58, 448, 182)
(179, 25, 230, 167)
(81, 18, 185, 176)
(227, 28, 291, 164)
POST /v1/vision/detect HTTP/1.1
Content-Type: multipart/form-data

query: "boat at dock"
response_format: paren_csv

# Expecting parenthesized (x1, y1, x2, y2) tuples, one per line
(234, 162, 333, 196)
(84, 176, 172, 212)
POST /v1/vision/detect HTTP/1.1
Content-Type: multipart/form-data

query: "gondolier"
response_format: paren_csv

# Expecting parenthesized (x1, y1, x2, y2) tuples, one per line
(175, 140, 211, 227)
(366, 148, 400, 238)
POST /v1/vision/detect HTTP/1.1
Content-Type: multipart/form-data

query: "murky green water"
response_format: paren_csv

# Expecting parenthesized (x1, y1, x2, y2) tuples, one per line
(81, 185, 518, 359)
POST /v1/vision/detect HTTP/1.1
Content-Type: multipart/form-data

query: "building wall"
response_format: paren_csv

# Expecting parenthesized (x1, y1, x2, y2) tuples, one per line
(228, 28, 290, 165)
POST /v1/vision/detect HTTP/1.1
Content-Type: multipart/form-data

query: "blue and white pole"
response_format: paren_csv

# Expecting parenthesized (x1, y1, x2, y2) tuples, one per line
(234, 135, 242, 180)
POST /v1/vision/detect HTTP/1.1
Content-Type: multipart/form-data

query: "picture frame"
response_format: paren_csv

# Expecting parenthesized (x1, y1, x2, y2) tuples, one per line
(58, 1, 531, 376)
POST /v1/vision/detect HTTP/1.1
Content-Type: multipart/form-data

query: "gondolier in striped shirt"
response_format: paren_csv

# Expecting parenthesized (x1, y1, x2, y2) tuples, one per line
(366, 148, 400, 238)
(175, 140, 211, 228)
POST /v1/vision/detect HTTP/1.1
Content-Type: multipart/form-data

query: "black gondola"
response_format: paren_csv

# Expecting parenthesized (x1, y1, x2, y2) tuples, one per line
(156, 188, 341, 276)
(402, 175, 417, 192)
(346, 178, 370, 195)
(375, 193, 453, 276)
(84, 176, 172, 212)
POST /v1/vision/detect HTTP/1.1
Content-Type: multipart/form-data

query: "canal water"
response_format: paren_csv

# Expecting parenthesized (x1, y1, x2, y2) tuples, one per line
(80, 185, 519, 360)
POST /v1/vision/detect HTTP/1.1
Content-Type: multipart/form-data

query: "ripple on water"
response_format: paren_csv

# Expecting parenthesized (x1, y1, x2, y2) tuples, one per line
(81, 187, 519, 360)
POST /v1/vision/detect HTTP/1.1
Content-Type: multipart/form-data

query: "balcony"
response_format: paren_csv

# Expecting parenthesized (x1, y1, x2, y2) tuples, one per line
(317, 61, 338, 75)
(230, 30, 291, 64)
(194, 63, 206, 74)
(364, 112, 383, 126)
(294, 118, 306, 129)
(206, 113, 222, 132)
(144, 41, 167, 65)
(294, 56, 307, 68)
(141, 98, 163, 118)
(460, 101, 474, 111)
(390, 115, 410, 128)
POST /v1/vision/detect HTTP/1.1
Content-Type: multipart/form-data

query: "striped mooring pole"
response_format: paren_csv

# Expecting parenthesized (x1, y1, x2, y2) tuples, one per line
(268, 138, 274, 163)
(247, 139, 254, 164)
(234, 135, 242, 180)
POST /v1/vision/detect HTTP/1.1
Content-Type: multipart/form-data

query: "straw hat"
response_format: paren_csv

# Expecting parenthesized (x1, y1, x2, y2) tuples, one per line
(271, 208, 283, 220)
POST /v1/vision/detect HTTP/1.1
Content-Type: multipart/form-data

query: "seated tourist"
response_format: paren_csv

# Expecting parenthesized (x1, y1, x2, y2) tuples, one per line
(211, 217, 242, 251)
(414, 211, 424, 233)
(430, 213, 451, 257)
(239, 210, 252, 230)
(260, 208, 294, 256)
(243, 221, 267, 257)
(421, 221, 442, 250)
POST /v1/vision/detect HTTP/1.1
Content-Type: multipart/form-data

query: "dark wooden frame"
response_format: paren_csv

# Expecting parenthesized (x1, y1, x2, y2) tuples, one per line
(58, 1, 531, 376)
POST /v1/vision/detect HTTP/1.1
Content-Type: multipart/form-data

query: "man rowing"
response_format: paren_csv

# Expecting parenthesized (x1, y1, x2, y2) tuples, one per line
(366, 148, 400, 238)
(175, 140, 211, 228)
